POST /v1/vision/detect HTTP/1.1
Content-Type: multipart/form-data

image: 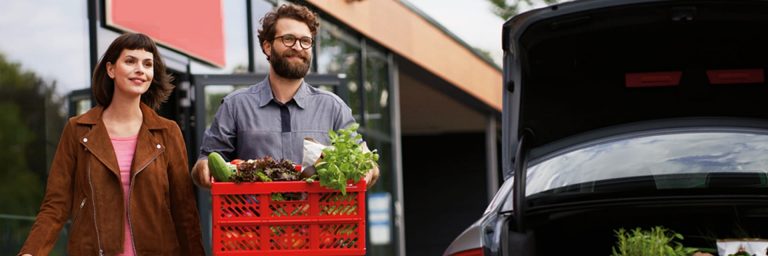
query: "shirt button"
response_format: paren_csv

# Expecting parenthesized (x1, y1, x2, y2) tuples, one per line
(156, 144, 162, 149)
(83, 138, 88, 143)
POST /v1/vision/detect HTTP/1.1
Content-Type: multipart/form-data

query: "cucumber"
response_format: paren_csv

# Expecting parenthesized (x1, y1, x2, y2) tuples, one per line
(208, 152, 234, 182)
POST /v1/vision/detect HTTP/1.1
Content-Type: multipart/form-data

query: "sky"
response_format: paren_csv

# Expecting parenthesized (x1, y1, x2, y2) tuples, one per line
(404, 0, 547, 67)
(0, 0, 90, 94)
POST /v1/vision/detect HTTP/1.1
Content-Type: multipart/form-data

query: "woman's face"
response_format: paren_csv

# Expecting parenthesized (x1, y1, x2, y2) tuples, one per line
(107, 49, 154, 99)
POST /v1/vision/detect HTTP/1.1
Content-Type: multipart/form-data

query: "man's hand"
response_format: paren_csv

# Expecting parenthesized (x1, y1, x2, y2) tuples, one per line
(364, 164, 380, 189)
(192, 158, 212, 189)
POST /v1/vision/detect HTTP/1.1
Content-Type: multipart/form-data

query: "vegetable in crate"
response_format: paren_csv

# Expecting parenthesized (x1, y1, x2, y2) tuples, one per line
(231, 156, 301, 183)
(208, 152, 235, 182)
(313, 123, 379, 194)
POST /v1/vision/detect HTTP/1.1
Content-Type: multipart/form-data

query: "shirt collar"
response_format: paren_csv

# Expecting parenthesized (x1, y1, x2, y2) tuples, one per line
(256, 76, 309, 109)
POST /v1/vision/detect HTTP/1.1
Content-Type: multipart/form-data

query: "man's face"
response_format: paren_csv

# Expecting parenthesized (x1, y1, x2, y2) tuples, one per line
(267, 18, 312, 79)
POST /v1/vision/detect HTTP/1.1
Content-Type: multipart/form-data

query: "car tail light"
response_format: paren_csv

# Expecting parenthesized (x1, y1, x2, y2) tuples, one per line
(449, 248, 485, 256)
(625, 71, 682, 88)
(706, 69, 764, 84)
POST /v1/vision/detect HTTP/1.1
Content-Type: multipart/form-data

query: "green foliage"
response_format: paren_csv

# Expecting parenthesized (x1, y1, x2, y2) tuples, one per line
(611, 226, 698, 256)
(0, 53, 66, 215)
(487, 0, 562, 20)
(0, 51, 66, 253)
(314, 123, 379, 194)
(0, 103, 42, 216)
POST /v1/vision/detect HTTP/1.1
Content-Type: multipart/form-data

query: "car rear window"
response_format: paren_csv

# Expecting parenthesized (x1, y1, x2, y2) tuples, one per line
(526, 129, 768, 196)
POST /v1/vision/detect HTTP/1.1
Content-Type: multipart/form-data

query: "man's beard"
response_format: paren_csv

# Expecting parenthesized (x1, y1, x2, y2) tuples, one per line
(270, 47, 311, 79)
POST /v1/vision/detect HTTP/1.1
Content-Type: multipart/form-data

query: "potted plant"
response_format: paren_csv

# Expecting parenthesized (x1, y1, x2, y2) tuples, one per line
(611, 226, 699, 256)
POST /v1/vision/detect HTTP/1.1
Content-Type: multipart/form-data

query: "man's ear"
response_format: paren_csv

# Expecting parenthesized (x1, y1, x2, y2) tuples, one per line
(263, 41, 272, 60)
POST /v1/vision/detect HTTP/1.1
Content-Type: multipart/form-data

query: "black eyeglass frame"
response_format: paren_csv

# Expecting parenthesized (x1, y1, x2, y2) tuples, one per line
(273, 34, 314, 49)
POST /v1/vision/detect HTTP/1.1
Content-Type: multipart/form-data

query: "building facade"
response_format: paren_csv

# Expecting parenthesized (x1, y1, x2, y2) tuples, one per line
(0, 0, 502, 255)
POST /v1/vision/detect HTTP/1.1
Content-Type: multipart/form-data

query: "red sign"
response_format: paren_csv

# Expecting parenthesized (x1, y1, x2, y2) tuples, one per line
(105, 0, 225, 67)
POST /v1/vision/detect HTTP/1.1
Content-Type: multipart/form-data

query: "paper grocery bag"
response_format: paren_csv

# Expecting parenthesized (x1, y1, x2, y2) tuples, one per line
(301, 137, 326, 178)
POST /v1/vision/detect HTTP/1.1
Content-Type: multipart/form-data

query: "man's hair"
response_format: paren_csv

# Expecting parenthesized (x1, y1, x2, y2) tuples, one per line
(257, 4, 320, 55)
(91, 32, 174, 110)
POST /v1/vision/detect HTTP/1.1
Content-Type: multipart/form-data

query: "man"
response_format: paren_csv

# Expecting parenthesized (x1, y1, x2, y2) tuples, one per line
(192, 3, 379, 188)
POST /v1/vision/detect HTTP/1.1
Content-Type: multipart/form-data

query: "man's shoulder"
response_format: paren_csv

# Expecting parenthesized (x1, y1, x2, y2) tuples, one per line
(222, 82, 267, 103)
(222, 87, 252, 100)
(303, 83, 347, 106)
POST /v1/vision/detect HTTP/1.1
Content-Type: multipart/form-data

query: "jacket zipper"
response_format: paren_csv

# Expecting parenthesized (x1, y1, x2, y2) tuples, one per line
(127, 152, 161, 255)
(87, 156, 105, 256)
(70, 197, 87, 232)
(76, 198, 87, 222)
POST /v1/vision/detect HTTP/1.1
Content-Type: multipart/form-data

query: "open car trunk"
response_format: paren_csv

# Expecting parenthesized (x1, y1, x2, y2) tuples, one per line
(524, 199, 768, 255)
(505, 0, 768, 151)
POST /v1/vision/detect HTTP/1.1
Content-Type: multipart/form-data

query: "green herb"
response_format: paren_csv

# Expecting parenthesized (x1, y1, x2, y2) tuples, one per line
(314, 123, 379, 194)
(611, 226, 698, 256)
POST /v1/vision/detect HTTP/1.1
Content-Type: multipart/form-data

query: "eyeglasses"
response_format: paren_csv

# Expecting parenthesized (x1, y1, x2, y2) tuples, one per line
(274, 34, 314, 49)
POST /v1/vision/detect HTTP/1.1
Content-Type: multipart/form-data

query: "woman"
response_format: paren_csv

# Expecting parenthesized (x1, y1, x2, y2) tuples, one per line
(19, 33, 204, 255)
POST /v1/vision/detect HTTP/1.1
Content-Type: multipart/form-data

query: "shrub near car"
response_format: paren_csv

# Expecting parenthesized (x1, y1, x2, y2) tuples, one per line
(444, 0, 768, 255)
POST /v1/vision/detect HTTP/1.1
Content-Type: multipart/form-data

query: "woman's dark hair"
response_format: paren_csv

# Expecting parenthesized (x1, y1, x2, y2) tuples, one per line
(91, 32, 173, 110)
(257, 4, 319, 56)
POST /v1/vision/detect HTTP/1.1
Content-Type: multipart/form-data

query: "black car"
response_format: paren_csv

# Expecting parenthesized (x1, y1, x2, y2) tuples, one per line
(444, 0, 768, 255)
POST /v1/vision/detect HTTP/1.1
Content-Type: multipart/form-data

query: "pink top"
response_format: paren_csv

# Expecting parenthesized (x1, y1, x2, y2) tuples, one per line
(111, 134, 138, 256)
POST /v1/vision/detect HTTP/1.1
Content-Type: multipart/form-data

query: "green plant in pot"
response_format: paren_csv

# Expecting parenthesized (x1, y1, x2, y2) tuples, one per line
(611, 226, 699, 256)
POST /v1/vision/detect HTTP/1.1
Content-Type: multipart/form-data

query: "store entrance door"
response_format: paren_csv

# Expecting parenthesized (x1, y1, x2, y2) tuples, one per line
(190, 73, 347, 253)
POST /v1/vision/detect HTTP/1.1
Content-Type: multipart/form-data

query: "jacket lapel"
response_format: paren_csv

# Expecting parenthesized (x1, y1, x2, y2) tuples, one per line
(131, 103, 166, 176)
(77, 106, 121, 178)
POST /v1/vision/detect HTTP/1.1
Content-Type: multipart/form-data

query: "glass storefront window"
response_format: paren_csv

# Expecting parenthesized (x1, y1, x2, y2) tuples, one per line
(250, 0, 275, 74)
(365, 137, 396, 254)
(364, 44, 392, 135)
(203, 85, 250, 127)
(0, 0, 88, 254)
(316, 19, 362, 121)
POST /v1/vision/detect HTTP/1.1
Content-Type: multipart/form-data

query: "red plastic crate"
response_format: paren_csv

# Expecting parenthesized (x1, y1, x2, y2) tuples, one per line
(211, 180, 366, 256)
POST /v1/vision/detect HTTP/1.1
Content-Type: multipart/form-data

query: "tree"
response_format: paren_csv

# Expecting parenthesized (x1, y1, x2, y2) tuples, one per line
(487, 0, 561, 20)
(0, 52, 67, 253)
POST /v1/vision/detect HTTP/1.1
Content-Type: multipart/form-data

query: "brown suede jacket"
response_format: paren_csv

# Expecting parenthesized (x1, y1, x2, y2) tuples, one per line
(19, 104, 204, 255)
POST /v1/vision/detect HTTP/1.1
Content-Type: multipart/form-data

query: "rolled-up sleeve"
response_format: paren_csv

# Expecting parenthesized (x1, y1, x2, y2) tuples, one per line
(199, 98, 237, 161)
